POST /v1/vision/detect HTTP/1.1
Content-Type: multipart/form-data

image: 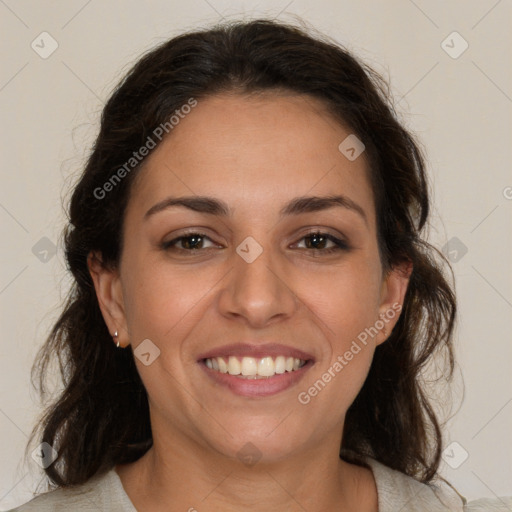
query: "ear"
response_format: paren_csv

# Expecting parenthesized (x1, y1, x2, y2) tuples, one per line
(87, 251, 129, 348)
(375, 260, 412, 346)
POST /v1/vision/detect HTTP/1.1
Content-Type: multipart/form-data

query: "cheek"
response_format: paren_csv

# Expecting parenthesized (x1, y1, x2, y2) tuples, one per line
(301, 258, 383, 338)
(120, 257, 206, 342)
(295, 258, 382, 409)
(297, 313, 377, 423)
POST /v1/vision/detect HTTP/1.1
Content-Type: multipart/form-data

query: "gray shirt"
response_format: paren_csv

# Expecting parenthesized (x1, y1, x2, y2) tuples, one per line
(7, 458, 512, 511)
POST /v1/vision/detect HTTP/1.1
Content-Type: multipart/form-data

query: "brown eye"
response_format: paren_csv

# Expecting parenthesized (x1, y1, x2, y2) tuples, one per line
(294, 232, 349, 254)
(304, 233, 330, 249)
(162, 233, 216, 251)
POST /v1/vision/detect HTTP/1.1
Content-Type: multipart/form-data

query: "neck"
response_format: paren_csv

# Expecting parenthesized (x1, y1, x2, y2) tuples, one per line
(116, 428, 377, 511)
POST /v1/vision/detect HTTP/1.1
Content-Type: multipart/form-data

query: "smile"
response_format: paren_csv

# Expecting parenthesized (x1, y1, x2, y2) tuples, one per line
(197, 343, 314, 397)
(204, 356, 307, 378)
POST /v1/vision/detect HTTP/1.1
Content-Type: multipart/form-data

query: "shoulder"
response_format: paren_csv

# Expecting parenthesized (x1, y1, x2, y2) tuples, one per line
(6, 469, 136, 512)
(364, 457, 465, 511)
(464, 497, 512, 511)
(364, 457, 512, 512)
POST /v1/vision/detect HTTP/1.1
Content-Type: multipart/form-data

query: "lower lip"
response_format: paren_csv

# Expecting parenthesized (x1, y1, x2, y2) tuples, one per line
(199, 360, 313, 397)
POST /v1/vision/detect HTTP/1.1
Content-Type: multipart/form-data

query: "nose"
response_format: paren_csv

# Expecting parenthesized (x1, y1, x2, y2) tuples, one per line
(217, 240, 298, 328)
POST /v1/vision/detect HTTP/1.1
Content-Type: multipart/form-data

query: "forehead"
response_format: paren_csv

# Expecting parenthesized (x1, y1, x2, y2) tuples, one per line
(128, 92, 375, 225)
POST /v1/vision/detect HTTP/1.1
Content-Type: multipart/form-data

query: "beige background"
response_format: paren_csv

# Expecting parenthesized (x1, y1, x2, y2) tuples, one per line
(1, 0, 511, 508)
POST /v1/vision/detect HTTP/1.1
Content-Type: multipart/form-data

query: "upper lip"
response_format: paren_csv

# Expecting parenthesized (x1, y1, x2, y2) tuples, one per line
(197, 343, 315, 362)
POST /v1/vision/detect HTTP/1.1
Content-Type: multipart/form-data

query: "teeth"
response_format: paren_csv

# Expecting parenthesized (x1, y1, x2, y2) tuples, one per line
(275, 356, 285, 374)
(205, 355, 307, 377)
(228, 356, 241, 375)
(241, 357, 257, 376)
(258, 356, 275, 377)
(217, 357, 228, 373)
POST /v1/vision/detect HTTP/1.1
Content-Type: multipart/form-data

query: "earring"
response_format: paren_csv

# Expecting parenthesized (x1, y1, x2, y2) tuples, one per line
(113, 331, 120, 348)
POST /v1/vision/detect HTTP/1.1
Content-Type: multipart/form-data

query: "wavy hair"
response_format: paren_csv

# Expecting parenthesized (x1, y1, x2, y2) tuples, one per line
(28, 18, 456, 488)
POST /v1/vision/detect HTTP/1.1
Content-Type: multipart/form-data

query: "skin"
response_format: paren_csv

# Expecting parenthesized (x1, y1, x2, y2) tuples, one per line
(89, 92, 410, 512)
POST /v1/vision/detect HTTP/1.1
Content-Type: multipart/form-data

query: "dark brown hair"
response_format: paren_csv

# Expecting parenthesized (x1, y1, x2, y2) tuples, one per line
(28, 18, 456, 488)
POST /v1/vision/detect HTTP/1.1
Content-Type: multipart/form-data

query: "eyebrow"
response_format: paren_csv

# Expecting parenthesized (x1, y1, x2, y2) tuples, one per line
(144, 194, 368, 225)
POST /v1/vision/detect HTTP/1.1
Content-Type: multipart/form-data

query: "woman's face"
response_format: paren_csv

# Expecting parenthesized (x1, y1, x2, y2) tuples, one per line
(92, 92, 409, 463)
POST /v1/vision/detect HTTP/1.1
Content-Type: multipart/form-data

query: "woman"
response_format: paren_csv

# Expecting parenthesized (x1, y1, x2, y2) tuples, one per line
(10, 18, 510, 511)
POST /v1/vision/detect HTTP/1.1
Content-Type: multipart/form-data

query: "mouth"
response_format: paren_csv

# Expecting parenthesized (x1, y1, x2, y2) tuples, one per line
(203, 355, 307, 378)
(197, 344, 314, 397)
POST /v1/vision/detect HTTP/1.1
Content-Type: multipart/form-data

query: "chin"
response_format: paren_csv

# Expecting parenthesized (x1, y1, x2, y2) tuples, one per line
(207, 418, 310, 464)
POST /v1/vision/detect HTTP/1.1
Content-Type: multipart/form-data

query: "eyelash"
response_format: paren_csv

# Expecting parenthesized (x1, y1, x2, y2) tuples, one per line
(161, 231, 350, 255)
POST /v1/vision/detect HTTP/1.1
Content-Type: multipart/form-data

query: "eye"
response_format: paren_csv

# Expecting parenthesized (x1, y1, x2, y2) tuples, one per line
(161, 231, 350, 256)
(293, 232, 350, 254)
(161, 232, 218, 252)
